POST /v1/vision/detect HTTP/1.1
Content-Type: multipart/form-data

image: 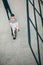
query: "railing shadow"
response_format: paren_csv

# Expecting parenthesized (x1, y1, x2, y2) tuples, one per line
(38, 0, 43, 26)
(29, 0, 43, 27)
(40, 0, 43, 5)
(26, 0, 43, 65)
(2, 0, 13, 20)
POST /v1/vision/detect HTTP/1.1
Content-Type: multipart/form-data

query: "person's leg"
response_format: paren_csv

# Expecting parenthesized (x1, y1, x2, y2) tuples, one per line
(11, 27, 13, 36)
(12, 23, 17, 39)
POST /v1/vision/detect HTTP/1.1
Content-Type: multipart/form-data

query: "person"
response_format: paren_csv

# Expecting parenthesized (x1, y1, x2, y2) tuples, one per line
(2, 0, 13, 20)
(9, 14, 19, 39)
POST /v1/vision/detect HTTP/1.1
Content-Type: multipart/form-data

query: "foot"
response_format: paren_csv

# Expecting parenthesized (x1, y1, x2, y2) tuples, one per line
(13, 37, 16, 40)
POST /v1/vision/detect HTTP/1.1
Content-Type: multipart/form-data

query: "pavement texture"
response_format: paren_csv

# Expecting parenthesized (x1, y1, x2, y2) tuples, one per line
(0, 0, 43, 65)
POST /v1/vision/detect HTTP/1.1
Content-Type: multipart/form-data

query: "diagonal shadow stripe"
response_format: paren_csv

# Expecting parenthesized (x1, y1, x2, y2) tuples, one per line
(29, 0, 42, 18)
(26, 0, 39, 65)
(38, 0, 43, 26)
(28, 17, 43, 42)
(40, 0, 43, 5)
(26, 0, 43, 65)
(29, 0, 43, 26)
(33, 0, 41, 65)
(2, 0, 13, 20)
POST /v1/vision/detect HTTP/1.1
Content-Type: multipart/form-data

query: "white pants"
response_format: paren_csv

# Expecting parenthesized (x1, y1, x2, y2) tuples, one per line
(10, 22, 19, 34)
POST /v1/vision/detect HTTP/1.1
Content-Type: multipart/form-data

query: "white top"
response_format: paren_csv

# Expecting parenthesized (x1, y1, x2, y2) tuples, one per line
(9, 18, 19, 31)
(9, 18, 17, 23)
